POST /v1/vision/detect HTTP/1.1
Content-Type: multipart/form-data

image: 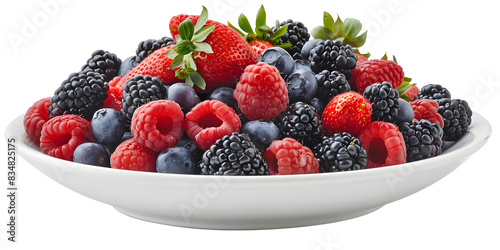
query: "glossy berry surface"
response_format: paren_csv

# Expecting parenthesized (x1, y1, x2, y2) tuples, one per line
(437, 98, 472, 141)
(416, 84, 451, 100)
(363, 81, 400, 122)
(286, 68, 318, 103)
(91, 108, 127, 145)
(274, 101, 323, 148)
(399, 119, 443, 162)
(166, 82, 201, 114)
(322, 91, 372, 136)
(313, 133, 368, 172)
(241, 120, 280, 152)
(394, 98, 415, 125)
(209, 87, 236, 108)
(118, 56, 138, 78)
(73, 142, 110, 167)
(156, 147, 196, 174)
(257, 47, 295, 79)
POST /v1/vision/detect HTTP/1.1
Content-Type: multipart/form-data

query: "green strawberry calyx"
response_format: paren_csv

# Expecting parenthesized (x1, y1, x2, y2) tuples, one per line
(165, 6, 215, 90)
(227, 5, 291, 48)
(311, 12, 367, 48)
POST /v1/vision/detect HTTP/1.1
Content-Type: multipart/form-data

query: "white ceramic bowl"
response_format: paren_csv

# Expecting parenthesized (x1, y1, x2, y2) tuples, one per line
(6, 112, 491, 230)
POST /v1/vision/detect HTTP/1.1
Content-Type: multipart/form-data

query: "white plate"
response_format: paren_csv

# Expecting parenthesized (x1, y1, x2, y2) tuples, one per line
(6, 112, 491, 230)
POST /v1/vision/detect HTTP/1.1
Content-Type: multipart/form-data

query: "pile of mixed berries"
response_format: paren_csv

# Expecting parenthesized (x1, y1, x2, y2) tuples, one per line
(23, 6, 473, 175)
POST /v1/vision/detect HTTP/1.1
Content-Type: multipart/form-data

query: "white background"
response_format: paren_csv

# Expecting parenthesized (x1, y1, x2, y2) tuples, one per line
(1, 0, 499, 249)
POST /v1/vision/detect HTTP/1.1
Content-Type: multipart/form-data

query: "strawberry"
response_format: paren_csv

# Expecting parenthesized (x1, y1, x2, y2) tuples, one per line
(168, 6, 258, 93)
(405, 85, 420, 101)
(114, 45, 178, 99)
(321, 91, 372, 136)
(249, 40, 273, 57)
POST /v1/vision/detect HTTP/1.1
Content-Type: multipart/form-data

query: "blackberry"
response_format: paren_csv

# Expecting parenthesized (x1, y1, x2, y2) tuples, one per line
(198, 132, 269, 175)
(437, 98, 472, 141)
(314, 70, 351, 103)
(272, 19, 310, 60)
(308, 39, 357, 79)
(121, 75, 166, 121)
(363, 81, 400, 122)
(274, 102, 323, 148)
(81, 50, 122, 82)
(313, 133, 368, 172)
(49, 70, 108, 121)
(399, 119, 444, 162)
(135, 37, 176, 63)
(416, 84, 451, 100)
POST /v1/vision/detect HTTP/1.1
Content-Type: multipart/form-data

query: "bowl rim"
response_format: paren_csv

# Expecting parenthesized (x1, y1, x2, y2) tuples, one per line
(7, 111, 492, 183)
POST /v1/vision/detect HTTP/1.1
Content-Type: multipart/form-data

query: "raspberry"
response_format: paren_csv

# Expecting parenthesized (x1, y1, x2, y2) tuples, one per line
(357, 121, 406, 168)
(39, 115, 95, 161)
(355, 53, 368, 65)
(110, 138, 157, 172)
(262, 138, 319, 175)
(185, 100, 242, 151)
(410, 99, 444, 128)
(103, 76, 122, 111)
(233, 62, 289, 121)
(321, 91, 372, 136)
(349, 59, 404, 94)
(23, 97, 51, 145)
(131, 100, 184, 152)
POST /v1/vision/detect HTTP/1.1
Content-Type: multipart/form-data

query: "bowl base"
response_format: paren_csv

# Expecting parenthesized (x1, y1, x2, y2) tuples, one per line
(114, 205, 384, 230)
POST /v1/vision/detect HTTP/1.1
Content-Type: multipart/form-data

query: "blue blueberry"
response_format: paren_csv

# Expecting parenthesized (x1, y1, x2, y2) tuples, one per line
(294, 59, 313, 73)
(301, 39, 323, 60)
(209, 87, 236, 108)
(166, 82, 201, 113)
(394, 98, 415, 125)
(73, 142, 110, 167)
(156, 147, 196, 174)
(310, 97, 326, 117)
(177, 135, 204, 164)
(241, 120, 279, 152)
(286, 68, 318, 103)
(258, 47, 295, 78)
(118, 56, 138, 77)
(91, 108, 127, 145)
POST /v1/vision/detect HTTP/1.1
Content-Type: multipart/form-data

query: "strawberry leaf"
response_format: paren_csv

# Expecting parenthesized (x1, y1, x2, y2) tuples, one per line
(323, 11, 335, 31)
(193, 42, 213, 54)
(165, 47, 178, 59)
(333, 15, 344, 38)
(270, 24, 288, 41)
(346, 30, 367, 48)
(343, 18, 362, 40)
(238, 14, 254, 35)
(192, 25, 216, 43)
(174, 40, 195, 55)
(255, 5, 266, 35)
(179, 18, 194, 41)
(311, 26, 335, 40)
(170, 54, 185, 68)
(228, 21, 244, 36)
(194, 6, 209, 33)
(186, 72, 206, 90)
(185, 54, 197, 71)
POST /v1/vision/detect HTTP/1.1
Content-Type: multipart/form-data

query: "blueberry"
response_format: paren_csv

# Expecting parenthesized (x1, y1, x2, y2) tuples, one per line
(286, 68, 318, 103)
(300, 39, 323, 60)
(209, 87, 235, 108)
(310, 97, 326, 117)
(241, 120, 279, 152)
(177, 135, 204, 164)
(156, 147, 196, 174)
(394, 98, 415, 125)
(166, 82, 201, 113)
(91, 108, 127, 145)
(294, 59, 313, 73)
(118, 56, 138, 77)
(73, 142, 110, 167)
(258, 47, 295, 79)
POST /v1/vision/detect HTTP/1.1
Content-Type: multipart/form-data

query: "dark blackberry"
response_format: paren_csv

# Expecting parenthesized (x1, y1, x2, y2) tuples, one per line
(49, 70, 108, 121)
(314, 70, 351, 103)
(437, 98, 472, 141)
(399, 119, 444, 162)
(308, 39, 357, 79)
(135, 37, 176, 63)
(312, 133, 368, 172)
(121, 75, 166, 121)
(198, 132, 269, 175)
(272, 19, 310, 60)
(274, 102, 323, 148)
(81, 50, 122, 82)
(363, 81, 400, 122)
(416, 84, 451, 100)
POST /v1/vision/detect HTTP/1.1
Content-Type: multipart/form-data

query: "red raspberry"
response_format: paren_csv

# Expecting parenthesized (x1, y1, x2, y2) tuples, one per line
(103, 76, 122, 111)
(23, 97, 51, 145)
(354, 53, 368, 66)
(131, 100, 184, 152)
(410, 99, 444, 128)
(262, 138, 319, 175)
(185, 100, 241, 151)
(40, 115, 94, 161)
(110, 138, 157, 172)
(405, 85, 419, 101)
(349, 59, 404, 93)
(233, 62, 289, 121)
(321, 91, 372, 136)
(358, 121, 406, 168)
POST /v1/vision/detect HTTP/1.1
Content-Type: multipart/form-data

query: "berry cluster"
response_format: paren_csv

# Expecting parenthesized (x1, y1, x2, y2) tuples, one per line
(23, 6, 473, 176)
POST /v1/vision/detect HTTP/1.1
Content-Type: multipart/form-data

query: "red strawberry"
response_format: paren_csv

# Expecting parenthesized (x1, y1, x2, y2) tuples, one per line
(349, 59, 404, 94)
(358, 121, 406, 168)
(249, 40, 273, 57)
(114, 45, 178, 98)
(405, 85, 420, 101)
(321, 91, 372, 136)
(103, 76, 123, 111)
(168, 7, 257, 93)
